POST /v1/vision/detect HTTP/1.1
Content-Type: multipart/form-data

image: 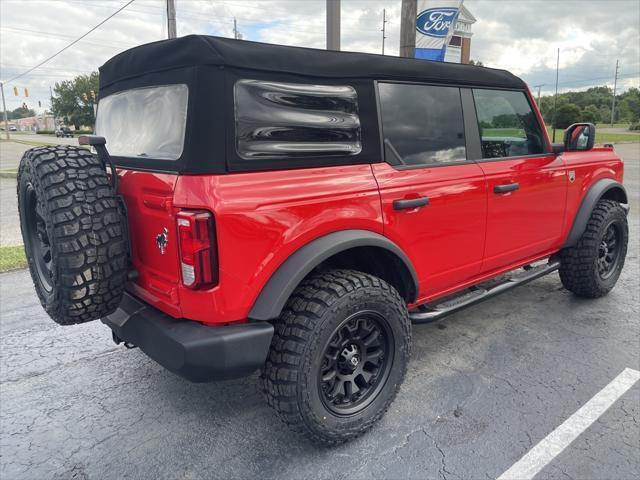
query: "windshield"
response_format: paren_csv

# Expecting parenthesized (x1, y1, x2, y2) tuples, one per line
(95, 84, 188, 160)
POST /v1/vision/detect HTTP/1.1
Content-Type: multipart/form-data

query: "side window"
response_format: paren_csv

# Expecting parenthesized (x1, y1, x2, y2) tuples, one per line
(378, 83, 466, 167)
(234, 80, 361, 160)
(472, 89, 544, 159)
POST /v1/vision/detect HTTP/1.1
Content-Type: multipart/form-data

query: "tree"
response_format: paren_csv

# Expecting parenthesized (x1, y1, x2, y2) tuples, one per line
(469, 59, 484, 66)
(554, 103, 581, 129)
(598, 105, 611, 123)
(581, 105, 599, 124)
(7, 107, 35, 120)
(51, 72, 99, 129)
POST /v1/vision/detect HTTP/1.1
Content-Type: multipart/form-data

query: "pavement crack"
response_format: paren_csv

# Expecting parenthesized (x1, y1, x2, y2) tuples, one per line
(422, 428, 458, 480)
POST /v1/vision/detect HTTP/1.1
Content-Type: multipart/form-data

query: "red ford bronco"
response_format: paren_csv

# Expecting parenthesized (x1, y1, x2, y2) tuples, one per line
(18, 36, 629, 445)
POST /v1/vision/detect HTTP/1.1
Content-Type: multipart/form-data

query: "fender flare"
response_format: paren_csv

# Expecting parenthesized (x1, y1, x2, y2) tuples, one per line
(248, 230, 419, 321)
(563, 179, 628, 248)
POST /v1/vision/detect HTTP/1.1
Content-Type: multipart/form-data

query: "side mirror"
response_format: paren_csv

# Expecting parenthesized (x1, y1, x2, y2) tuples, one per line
(564, 123, 595, 152)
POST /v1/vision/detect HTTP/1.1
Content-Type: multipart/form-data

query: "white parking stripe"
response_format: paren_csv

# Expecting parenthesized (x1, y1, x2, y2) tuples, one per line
(498, 367, 640, 480)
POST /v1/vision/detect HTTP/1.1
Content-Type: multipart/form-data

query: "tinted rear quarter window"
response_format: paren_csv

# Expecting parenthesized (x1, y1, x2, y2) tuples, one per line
(234, 80, 362, 160)
(378, 83, 466, 167)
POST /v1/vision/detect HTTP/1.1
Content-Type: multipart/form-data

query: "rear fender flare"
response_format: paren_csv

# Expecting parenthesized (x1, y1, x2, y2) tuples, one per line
(248, 230, 418, 321)
(563, 179, 628, 248)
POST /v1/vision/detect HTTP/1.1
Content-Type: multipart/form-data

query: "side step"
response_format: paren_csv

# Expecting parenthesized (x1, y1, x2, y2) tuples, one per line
(409, 260, 560, 324)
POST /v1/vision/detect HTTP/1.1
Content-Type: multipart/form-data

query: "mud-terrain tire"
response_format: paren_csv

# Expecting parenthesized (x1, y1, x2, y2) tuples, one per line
(559, 199, 628, 298)
(17, 146, 128, 325)
(260, 269, 411, 445)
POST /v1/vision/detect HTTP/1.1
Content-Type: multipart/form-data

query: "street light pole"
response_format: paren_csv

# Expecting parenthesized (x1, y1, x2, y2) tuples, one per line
(0, 82, 9, 140)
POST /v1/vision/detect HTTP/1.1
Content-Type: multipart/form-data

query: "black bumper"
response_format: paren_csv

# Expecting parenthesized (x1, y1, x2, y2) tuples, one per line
(102, 293, 274, 382)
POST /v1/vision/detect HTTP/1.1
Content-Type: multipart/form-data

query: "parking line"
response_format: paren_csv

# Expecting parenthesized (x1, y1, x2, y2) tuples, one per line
(497, 367, 640, 480)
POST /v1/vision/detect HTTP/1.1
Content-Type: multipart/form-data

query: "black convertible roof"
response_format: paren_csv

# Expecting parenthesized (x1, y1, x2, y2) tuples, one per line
(99, 34, 525, 90)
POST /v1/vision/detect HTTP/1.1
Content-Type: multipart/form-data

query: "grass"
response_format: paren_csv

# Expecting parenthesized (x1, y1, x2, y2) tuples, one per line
(0, 245, 27, 273)
(545, 126, 640, 144)
(483, 126, 639, 144)
(595, 123, 631, 129)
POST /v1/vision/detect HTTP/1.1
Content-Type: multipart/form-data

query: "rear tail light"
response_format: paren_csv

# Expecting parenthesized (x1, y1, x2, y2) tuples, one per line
(176, 210, 218, 289)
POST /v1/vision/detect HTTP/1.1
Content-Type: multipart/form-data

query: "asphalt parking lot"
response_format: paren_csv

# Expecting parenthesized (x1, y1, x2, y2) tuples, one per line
(1, 144, 638, 480)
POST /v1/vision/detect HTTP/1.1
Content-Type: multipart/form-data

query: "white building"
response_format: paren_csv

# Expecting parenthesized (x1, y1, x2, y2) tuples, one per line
(444, 5, 476, 64)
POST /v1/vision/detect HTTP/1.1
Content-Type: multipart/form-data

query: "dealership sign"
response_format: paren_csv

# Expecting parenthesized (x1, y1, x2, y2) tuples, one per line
(415, 0, 463, 61)
(416, 8, 458, 37)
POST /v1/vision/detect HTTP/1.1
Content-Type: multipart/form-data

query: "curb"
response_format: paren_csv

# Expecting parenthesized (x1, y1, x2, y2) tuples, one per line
(0, 171, 17, 179)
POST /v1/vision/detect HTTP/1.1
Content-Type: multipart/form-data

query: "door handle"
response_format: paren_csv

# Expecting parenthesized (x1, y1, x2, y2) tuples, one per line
(493, 182, 520, 194)
(393, 197, 429, 210)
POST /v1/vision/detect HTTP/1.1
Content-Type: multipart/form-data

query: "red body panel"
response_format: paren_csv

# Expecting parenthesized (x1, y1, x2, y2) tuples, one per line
(558, 147, 624, 241)
(171, 165, 380, 324)
(117, 90, 624, 326)
(477, 154, 567, 272)
(372, 162, 488, 302)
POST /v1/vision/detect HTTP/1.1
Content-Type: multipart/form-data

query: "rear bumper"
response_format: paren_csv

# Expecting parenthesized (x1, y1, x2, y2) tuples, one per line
(102, 293, 274, 382)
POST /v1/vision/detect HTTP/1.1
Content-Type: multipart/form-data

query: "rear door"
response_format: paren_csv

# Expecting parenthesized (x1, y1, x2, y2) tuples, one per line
(470, 88, 567, 272)
(373, 82, 488, 302)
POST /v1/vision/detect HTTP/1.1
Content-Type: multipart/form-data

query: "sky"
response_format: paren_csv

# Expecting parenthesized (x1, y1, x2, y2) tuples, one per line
(0, 0, 639, 112)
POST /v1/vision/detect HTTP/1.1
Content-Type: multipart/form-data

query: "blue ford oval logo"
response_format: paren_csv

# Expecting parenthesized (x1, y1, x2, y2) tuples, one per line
(416, 8, 458, 37)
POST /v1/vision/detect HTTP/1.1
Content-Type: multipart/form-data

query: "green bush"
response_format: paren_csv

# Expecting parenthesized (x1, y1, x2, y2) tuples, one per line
(36, 130, 55, 135)
(629, 123, 640, 131)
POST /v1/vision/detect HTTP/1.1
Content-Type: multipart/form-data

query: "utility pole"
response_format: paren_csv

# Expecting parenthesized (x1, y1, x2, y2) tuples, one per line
(532, 84, 544, 106)
(233, 17, 238, 40)
(0, 82, 9, 140)
(399, 0, 416, 58)
(381, 8, 388, 55)
(610, 59, 619, 126)
(166, 0, 177, 39)
(326, 0, 340, 51)
(49, 85, 57, 130)
(552, 48, 560, 142)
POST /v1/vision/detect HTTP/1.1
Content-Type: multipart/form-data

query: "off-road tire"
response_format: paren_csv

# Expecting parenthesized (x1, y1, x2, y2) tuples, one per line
(260, 269, 411, 446)
(17, 146, 128, 325)
(559, 199, 628, 298)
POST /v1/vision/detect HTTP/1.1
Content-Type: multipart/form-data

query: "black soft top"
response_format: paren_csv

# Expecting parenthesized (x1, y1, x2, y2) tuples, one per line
(99, 34, 525, 90)
(97, 35, 528, 174)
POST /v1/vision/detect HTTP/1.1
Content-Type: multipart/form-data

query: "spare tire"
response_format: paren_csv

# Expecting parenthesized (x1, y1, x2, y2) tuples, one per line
(17, 146, 128, 325)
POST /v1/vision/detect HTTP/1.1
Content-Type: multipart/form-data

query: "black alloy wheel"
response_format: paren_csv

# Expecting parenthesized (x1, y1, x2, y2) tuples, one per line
(597, 222, 623, 280)
(261, 269, 411, 445)
(319, 311, 394, 416)
(23, 183, 54, 293)
(559, 199, 628, 298)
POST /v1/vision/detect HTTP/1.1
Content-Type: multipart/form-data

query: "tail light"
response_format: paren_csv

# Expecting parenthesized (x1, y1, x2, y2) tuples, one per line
(176, 210, 218, 289)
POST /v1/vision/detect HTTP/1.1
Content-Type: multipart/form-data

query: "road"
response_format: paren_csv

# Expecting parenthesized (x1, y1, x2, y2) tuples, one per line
(0, 144, 639, 479)
(0, 136, 80, 245)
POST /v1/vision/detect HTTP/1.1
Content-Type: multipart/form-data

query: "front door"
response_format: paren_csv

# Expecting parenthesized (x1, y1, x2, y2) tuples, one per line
(470, 88, 567, 272)
(373, 82, 488, 302)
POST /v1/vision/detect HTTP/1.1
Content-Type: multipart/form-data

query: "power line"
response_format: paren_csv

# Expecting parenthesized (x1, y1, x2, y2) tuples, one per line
(1, 26, 137, 49)
(3, 0, 136, 84)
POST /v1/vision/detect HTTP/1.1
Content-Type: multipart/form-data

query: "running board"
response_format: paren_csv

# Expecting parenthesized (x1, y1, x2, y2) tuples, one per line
(409, 260, 560, 324)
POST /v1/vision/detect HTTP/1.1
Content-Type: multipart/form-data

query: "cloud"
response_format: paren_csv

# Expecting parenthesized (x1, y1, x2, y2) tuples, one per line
(0, 0, 638, 112)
